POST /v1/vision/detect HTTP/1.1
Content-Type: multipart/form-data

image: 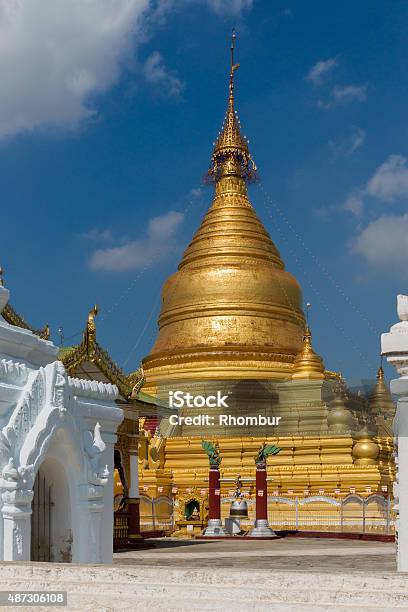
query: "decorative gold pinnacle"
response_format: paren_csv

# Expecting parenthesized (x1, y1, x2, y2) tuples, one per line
(369, 365, 395, 418)
(229, 28, 240, 100)
(292, 325, 325, 380)
(60, 303, 144, 401)
(207, 29, 257, 183)
(86, 305, 98, 358)
(0, 264, 50, 340)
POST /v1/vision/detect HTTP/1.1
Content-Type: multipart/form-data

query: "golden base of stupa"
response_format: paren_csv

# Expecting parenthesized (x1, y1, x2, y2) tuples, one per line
(138, 378, 394, 535)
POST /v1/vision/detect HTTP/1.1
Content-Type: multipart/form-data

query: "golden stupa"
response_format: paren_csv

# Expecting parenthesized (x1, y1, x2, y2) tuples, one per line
(138, 34, 395, 535)
(142, 34, 304, 391)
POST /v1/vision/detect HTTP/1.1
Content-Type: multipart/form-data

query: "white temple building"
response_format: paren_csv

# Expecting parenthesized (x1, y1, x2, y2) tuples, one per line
(0, 280, 123, 563)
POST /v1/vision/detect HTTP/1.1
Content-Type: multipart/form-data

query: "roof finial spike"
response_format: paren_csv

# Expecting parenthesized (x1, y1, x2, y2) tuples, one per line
(206, 31, 257, 184)
(306, 302, 312, 329)
(57, 326, 64, 347)
(292, 306, 325, 381)
(0, 265, 3, 287)
(229, 28, 240, 101)
(377, 354, 385, 380)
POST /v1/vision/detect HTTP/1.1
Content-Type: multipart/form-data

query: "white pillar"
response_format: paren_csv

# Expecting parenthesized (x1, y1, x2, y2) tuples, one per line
(100, 433, 116, 563)
(381, 294, 408, 572)
(394, 391, 408, 570)
(75, 484, 105, 563)
(1, 488, 33, 561)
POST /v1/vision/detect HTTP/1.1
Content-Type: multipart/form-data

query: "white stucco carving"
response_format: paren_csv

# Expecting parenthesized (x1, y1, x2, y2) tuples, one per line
(0, 284, 123, 563)
(381, 294, 408, 572)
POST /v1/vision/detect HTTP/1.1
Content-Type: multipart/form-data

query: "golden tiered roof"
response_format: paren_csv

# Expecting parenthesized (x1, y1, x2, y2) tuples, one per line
(142, 33, 305, 390)
(0, 266, 50, 340)
(60, 305, 144, 402)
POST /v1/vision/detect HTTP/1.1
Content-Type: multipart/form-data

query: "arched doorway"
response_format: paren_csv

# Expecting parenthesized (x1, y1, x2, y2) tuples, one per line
(30, 457, 72, 562)
(30, 469, 53, 562)
(114, 449, 128, 512)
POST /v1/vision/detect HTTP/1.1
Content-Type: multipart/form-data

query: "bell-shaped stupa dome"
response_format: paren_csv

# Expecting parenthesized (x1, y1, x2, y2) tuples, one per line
(142, 33, 305, 391)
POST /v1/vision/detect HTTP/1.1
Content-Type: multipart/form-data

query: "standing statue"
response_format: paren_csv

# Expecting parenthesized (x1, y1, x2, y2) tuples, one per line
(255, 443, 281, 465)
(201, 440, 221, 467)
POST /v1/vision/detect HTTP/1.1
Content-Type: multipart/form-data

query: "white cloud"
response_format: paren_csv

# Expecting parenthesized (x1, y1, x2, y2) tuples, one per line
(348, 127, 366, 154)
(318, 83, 368, 110)
(202, 0, 253, 15)
(0, 0, 254, 141)
(332, 84, 368, 103)
(343, 193, 364, 216)
(90, 210, 184, 271)
(80, 228, 113, 242)
(306, 58, 337, 86)
(189, 187, 203, 199)
(366, 154, 408, 202)
(0, 0, 151, 140)
(342, 154, 408, 217)
(329, 126, 366, 157)
(150, 0, 253, 19)
(352, 214, 408, 273)
(148, 210, 184, 239)
(143, 51, 183, 97)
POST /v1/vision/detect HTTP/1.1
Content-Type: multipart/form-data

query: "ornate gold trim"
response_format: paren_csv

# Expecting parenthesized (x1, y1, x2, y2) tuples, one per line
(60, 306, 144, 401)
(0, 266, 49, 340)
(2, 303, 50, 340)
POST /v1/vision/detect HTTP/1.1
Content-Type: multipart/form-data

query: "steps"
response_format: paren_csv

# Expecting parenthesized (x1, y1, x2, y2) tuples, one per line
(0, 563, 407, 611)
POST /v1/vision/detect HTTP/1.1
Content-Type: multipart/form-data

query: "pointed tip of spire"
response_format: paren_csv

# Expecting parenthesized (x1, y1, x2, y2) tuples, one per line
(292, 323, 325, 380)
(369, 363, 395, 417)
(206, 31, 257, 184)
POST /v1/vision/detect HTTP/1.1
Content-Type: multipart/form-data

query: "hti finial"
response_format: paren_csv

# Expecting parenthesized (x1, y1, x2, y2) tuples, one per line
(378, 354, 384, 380)
(0, 265, 3, 287)
(306, 302, 312, 328)
(57, 326, 64, 347)
(229, 28, 240, 98)
(88, 304, 99, 324)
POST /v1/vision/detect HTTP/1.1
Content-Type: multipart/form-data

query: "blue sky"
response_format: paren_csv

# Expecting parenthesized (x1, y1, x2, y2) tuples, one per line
(1, 0, 407, 386)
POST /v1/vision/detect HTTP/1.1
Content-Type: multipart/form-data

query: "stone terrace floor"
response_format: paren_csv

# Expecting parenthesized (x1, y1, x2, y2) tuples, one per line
(114, 536, 397, 572)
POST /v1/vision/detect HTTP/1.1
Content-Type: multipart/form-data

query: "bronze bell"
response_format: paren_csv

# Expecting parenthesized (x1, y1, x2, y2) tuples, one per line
(229, 498, 248, 518)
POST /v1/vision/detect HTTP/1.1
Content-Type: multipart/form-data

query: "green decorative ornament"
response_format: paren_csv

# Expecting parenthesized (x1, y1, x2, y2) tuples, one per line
(202, 440, 221, 467)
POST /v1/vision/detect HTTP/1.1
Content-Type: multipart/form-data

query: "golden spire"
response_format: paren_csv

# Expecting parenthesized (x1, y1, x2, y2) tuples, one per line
(369, 364, 395, 418)
(207, 29, 257, 183)
(0, 265, 3, 287)
(142, 33, 305, 390)
(292, 324, 325, 380)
